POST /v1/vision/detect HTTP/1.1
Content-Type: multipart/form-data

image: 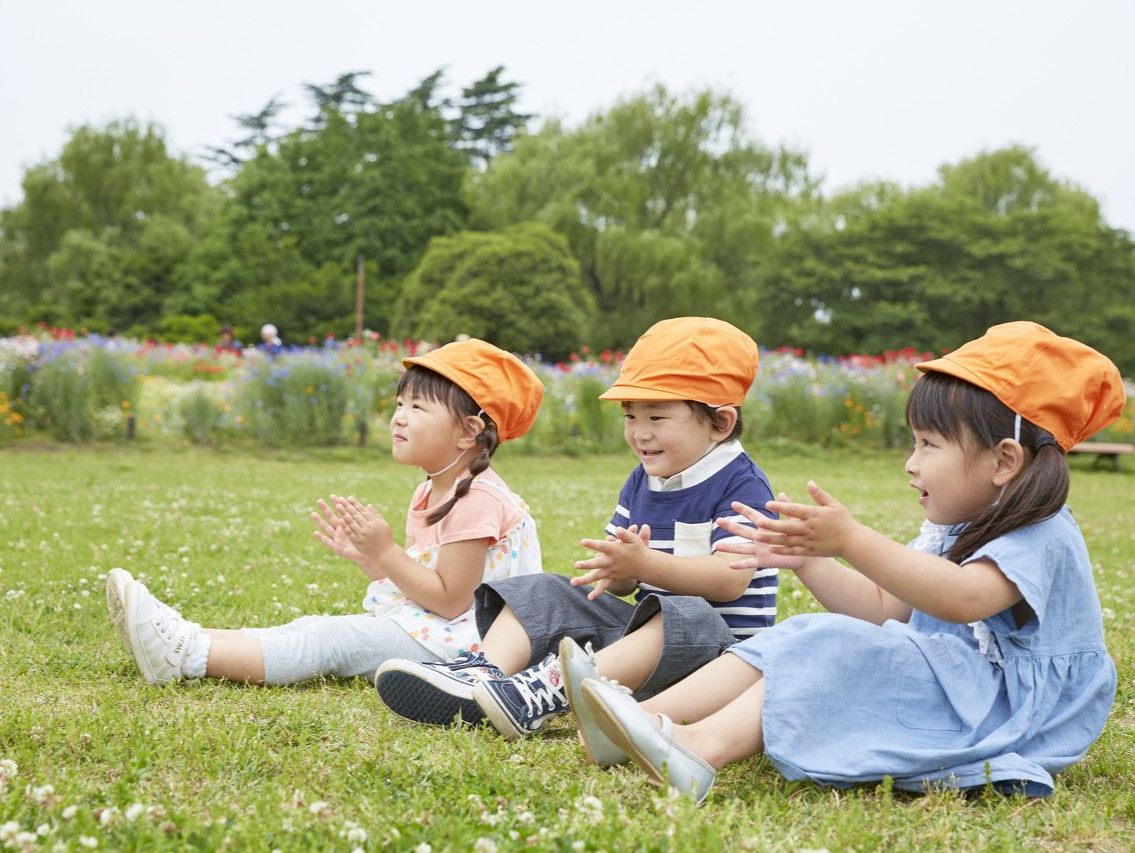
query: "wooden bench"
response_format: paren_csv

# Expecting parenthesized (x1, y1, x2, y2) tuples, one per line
(1068, 441, 1134, 471)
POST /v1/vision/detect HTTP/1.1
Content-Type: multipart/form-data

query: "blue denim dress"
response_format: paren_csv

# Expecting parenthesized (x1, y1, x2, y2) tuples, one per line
(729, 506, 1116, 796)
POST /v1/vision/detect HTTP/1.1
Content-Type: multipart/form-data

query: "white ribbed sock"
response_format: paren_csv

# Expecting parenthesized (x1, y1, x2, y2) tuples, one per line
(180, 631, 211, 679)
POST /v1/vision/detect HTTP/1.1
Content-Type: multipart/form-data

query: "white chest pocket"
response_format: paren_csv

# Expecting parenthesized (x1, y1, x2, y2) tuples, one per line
(672, 520, 714, 557)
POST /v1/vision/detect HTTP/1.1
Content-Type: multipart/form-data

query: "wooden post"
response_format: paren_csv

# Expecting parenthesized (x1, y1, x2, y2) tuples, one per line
(126, 414, 136, 440)
(355, 253, 365, 343)
(358, 417, 368, 447)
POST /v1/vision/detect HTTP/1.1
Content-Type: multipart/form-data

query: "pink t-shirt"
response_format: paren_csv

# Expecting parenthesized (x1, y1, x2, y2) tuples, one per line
(361, 467, 542, 659)
(404, 468, 522, 552)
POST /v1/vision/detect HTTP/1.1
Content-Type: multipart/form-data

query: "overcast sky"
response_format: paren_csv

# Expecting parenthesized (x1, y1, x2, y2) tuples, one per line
(2, 1, 1133, 231)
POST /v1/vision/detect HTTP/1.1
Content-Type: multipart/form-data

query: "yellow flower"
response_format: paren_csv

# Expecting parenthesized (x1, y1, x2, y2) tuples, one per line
(121, 400, 131, 409)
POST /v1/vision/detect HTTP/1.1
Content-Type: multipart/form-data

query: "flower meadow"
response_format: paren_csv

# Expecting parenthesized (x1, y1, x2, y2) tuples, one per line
(2, 325, 1133, 452)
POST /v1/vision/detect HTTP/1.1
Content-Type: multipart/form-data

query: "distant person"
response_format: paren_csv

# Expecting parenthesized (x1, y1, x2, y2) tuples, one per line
(259, 323, 283, 356)
(105, 339, 545, 687)
(216, 324, 243, 354)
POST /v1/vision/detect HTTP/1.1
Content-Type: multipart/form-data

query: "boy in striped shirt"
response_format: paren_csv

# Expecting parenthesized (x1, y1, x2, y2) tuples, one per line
(375, 318, 778, 750)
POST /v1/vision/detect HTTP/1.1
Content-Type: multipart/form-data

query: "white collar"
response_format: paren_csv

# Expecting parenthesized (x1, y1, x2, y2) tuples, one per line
(647, 440, 745, 492)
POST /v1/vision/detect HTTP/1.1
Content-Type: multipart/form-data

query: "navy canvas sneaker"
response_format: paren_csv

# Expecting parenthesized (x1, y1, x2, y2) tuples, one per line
(472, 652, 570, 739)
(375, 651, 504, 726)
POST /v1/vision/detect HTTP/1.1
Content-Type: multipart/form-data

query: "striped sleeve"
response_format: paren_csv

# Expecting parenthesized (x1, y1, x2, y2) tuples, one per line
(708, 470, 775, 554)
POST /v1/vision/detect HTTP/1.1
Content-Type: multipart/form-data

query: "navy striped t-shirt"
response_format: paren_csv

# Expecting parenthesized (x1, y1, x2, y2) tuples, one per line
(605, 440, 778, 639)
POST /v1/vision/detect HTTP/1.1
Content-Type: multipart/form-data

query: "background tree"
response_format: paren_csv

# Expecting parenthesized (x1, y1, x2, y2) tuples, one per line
(762, 146, 1135, 372)
(0, 119, 218, 331)
(454, 66, 533, 167)
(175, 93, 468, 339)
(465, 85, 817, 349)
(392, 223, 591, 360)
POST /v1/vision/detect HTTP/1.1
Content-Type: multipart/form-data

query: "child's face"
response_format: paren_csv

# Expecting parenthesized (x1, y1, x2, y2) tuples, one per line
(905, 428, 1001, 525)
(622, 401, 724, 479)
(389, 393, 467, 473)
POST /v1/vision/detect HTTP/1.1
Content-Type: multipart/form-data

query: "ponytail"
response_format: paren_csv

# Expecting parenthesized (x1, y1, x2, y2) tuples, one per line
(426, 419, 501, 525)
(907, 372, 1070, 563)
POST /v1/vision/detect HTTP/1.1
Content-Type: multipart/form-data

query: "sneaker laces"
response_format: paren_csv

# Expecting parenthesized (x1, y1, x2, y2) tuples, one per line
(151, 595, 193, 643)
(582, 641, 598, 664)
(512, 659, 567, 715)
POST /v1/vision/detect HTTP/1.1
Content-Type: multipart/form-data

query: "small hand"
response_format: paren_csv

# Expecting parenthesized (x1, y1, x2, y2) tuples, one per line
(571, 524, 651, 601)
(715, 496, 808, 570)
(753, 481, 858, 559)
(312, 496, 386, 578)
(334, 495, 396, 564)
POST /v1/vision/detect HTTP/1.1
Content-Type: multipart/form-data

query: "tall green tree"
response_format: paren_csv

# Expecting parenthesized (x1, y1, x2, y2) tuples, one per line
(762, 147, 1135, 372)
(0, 120, 218, 330)
(454, 66, 533, 167)
(466, 85, 817, 348)
(176, 94, 469, 338)
(393, 223, 591, 360)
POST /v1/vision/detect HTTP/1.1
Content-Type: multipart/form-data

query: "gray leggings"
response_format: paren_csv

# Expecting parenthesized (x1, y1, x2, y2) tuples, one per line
(242, 613, 441, 686)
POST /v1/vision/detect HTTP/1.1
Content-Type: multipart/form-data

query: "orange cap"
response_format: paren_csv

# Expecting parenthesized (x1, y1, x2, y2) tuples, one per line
(916, 321, 1126, 452)
(403, 339, 544, 442)
(599, 317, 759, 406)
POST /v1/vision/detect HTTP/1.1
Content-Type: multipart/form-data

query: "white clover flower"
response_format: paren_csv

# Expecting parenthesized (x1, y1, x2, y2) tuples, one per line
(125, 803, 145, 822)
(473, 838, 499, 853)
(413, 844, 432, 853)
(36, 824, 49, 837)
(32, 784, 56, 806)
(346, 826, 367, 844)
(1, 822, 20, 845)
(79, 836, 98, 849)
(14, 830, 37, 851)
(61, 807, 77, 821)
(308, 801, 329, 817)
(97, 806, 119, 827)
(572, 842, 586, 852)
(576, 795, 603, 823)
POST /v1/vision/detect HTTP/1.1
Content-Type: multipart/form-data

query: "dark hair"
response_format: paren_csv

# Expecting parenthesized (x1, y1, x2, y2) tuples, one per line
(686, 402, 744, 443)
(906, 372, 1068, 563)
(396, 365, 501, 525)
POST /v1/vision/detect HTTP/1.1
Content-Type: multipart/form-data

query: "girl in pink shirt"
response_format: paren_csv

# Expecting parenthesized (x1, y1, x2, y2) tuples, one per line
(106, 339, 544, 686)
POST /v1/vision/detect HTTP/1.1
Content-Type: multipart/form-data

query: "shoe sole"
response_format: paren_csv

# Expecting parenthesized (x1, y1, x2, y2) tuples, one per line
(581, 681, 667, 788)
(106, 568, 134, 653)
(471, 681, 527, 740)
(558, 637, 626, 766)
(374, 666, 485, 726)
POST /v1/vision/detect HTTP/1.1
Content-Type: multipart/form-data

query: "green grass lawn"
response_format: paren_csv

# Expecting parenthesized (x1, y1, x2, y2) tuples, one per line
(1, 444, 1133, 850)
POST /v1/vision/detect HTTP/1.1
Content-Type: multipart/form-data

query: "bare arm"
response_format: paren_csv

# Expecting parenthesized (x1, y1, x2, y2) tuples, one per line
(336, 496, 492, 620)
(717, 500, 911, 624)
(754, 482, 1022, 624)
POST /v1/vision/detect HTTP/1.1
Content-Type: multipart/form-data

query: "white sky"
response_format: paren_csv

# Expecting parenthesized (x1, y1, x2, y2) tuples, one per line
(2, 1, 1133, 231)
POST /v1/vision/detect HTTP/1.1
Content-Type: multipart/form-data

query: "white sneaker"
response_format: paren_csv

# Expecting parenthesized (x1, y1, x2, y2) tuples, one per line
(125, 581, 196, 685)
(105, 568, 135, 653)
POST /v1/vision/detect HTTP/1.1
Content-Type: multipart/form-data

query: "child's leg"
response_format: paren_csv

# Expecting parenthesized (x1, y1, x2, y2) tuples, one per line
(593, 614, 663, 690)
(204, 637, 266, 683)
(479, 605, 533, 675)
(640, 651, 761, 724)
(673, 678, 766, 768)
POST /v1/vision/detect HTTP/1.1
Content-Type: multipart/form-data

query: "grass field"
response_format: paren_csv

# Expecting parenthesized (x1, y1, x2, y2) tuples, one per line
(1, 443, 1133, 851)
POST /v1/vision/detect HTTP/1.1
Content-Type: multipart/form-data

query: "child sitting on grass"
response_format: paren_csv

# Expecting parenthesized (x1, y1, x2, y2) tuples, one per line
(576, 321, 1124, 800)
(106, 339, 544, 686)
(375, 317, 779, 760)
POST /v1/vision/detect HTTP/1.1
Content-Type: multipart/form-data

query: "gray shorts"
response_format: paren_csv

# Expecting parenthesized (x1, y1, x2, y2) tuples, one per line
(242, 613, 441, 686)
(475, 573, 736, 699)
